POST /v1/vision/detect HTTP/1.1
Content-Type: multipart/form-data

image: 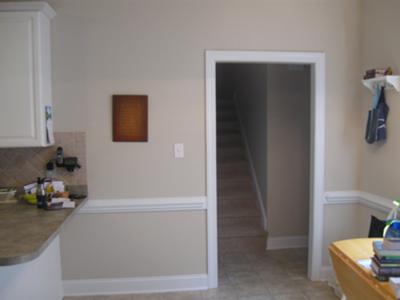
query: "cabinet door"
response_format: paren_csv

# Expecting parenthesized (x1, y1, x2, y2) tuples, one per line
(0, 12, 40, 145)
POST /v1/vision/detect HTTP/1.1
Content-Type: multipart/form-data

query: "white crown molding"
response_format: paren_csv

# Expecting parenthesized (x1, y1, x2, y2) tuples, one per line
(78, 197, 207, 214)
(324, 190, 393, 213)
(63, 274, 208, 296)
(0, 2, 56, 19)
(266, 235, 308, 250)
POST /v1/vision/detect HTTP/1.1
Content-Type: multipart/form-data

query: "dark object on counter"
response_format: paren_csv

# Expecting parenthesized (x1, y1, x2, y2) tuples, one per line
(51, 147, 81, 172)
(69, 193, 87, 200)
(36, 177, 47, 209)
(46, 161, 54, 171)
(56, 147, 64, 167)
(44, 202, 64, 211)
(63, 157, 81, 172)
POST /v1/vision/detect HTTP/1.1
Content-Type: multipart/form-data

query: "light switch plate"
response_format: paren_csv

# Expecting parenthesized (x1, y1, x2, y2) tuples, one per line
(174, 143, 184, 158)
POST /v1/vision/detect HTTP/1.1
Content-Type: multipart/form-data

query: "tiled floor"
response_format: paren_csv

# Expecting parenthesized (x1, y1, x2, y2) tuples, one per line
(64, 247, 339, 300)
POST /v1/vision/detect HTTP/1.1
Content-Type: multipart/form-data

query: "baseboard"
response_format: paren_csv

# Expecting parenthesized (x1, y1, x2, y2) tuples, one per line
(63, 273, 208, 296)
(266, 235, 308, 250)
(233, 98, 268, 231)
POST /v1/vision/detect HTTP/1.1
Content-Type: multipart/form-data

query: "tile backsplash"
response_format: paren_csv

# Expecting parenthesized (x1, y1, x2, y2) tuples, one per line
(0, 132, 86, 188)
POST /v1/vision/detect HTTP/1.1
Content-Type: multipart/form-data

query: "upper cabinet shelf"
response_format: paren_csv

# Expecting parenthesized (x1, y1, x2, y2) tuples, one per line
(362, 75, 400, 93)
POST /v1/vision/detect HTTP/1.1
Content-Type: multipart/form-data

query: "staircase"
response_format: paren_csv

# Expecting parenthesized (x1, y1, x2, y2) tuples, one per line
(217, 99, 267, 254)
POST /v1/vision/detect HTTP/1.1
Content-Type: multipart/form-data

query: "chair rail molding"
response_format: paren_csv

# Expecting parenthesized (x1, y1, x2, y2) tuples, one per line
(324, 190, 393, 213)
(79, 196, 207, 214)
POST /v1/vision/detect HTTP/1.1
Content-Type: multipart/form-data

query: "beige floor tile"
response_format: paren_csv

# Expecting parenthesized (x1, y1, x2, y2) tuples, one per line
(64, 248, 339, 300)
(133, 293, 165, 300)
(163, 291, 204, 300)
(93, 294, 134, 300)
(274, 294, 308, 300)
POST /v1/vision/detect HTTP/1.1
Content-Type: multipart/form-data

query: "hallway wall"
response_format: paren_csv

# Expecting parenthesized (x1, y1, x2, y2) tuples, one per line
(267, 65, 311, 238)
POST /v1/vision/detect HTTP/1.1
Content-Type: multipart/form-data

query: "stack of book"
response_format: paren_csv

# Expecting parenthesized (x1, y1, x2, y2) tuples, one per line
(372, 239, 400, 281)
(363, 67, 393, 79)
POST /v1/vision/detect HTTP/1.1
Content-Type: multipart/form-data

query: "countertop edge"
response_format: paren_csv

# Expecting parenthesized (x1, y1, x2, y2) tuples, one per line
(0, 197, 88, 266)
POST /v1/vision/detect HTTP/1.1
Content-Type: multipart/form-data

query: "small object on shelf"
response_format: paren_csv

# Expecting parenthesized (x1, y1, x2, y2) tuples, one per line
(362, 75, 400, 93)
(363, 67, 393, 80)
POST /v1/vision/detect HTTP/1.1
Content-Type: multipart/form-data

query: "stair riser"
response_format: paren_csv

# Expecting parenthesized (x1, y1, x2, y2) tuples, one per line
(218, 236, 267, 254)
(217, 133, 242, 143)
(218, 218, 265, 238)
(216, 98, 266, 244)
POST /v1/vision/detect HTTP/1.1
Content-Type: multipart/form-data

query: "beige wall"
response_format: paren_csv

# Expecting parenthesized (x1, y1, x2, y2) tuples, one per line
(360, 0, 400, 199)
(3, 0, 364, 279)
(267, 65, 311, 237)
(321, 0, 400, 269)
(322, 203, 387, 266)
(61, 211, 207, 279)
(45, 0, 363, 199)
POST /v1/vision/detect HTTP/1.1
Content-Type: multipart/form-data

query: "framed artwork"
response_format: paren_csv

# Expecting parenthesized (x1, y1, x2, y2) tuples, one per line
(112, 95, 148, 142)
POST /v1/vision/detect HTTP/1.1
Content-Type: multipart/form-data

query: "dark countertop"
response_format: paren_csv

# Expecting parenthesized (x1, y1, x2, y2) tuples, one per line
(0, 197, 87, 266)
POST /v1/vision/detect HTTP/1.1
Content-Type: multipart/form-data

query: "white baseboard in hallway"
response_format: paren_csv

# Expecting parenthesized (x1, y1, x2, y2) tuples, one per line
(63, 273, 208, 296)
(266, 235, 308, 250)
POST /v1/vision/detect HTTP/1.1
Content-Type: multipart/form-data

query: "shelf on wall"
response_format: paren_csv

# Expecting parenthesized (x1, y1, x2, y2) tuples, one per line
(362, 75, 400, 93)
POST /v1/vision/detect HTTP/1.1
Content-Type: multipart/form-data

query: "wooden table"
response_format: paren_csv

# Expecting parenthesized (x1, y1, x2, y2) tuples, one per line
(330, 238, 397, 300)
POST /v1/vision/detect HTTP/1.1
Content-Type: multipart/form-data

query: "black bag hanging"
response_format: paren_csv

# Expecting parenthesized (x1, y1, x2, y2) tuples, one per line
(365, 87, 380, 144)
(365, 86, 389, 144)
(375, 86, 389, 142)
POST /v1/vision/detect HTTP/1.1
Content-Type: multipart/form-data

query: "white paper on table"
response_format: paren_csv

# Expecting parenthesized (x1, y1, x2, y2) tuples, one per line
(357, 258, 372, 270)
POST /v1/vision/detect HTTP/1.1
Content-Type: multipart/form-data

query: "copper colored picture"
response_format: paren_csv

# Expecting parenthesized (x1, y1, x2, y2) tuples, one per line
(113, 95, 148, 142)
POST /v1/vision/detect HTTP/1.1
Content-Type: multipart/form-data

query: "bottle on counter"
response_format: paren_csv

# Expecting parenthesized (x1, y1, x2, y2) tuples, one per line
(36, 177, 47, 209)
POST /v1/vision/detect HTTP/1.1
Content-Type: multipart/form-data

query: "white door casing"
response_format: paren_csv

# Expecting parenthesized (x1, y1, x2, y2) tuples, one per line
(205, 50, 326, 288)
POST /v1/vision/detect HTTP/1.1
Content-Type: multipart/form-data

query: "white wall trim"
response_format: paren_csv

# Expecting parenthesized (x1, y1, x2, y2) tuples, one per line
(63, 274, 208, 296)
(206, 50, 326, 284)
(78, 197, 207, 214)
(0, 2, 56, 19)
(324, 190, 393, 213)
(233, 97, 268, 230)
(267, 235, 308, 250)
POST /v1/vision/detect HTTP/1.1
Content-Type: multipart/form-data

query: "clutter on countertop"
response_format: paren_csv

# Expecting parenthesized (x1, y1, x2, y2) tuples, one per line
(22, 179, 87, 210)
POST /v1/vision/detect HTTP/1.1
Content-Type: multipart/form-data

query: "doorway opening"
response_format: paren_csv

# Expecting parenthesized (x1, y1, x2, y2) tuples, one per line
(206, 51, 325, 288)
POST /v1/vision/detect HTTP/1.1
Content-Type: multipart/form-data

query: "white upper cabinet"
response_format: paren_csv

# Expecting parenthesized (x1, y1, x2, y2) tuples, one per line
(0, 2, 55, 147)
